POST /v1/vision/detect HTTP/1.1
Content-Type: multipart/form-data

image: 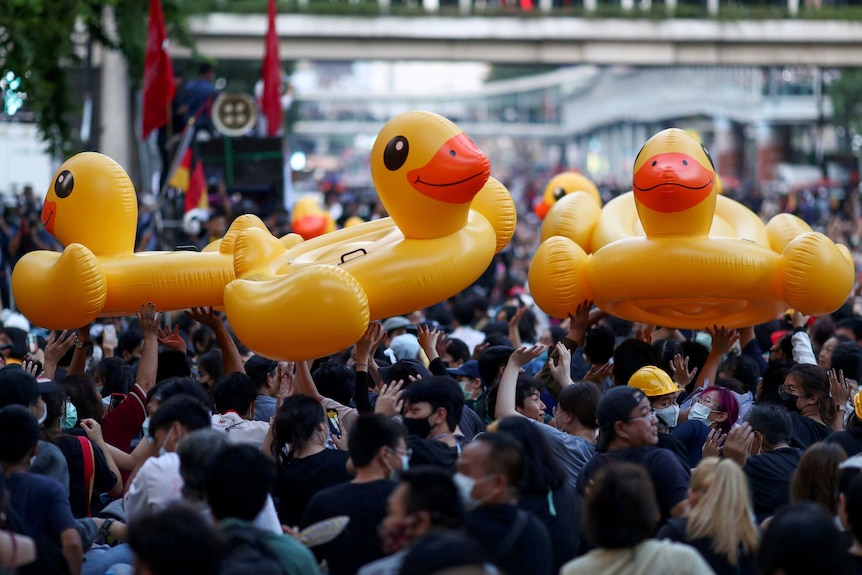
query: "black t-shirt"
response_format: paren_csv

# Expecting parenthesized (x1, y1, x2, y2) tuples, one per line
(465, 504, 553, 575)
(853, 552, 862, 575)
(300, 479, 396, 575)
(275, 449, 352, 527)
(789, 411, 832, 449)
(658, 429, 696, 469)
(56, 434, 117, 517)
(406, 436, 459, 474)
(576, 447, 691, 523)
(518, 485, 581, 573)
(743, 447, 804, 523)
(825, 427, 862, 458)
(657, 517, 758, 575)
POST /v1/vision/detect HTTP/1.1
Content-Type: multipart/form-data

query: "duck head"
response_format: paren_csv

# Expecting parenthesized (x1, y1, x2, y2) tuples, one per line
(632, 129, 717, 238)
(370, 111, 491, 239)
(291, 195, 335, 240)
(42, 153, 138, 255)
(534, 172, 600, 220)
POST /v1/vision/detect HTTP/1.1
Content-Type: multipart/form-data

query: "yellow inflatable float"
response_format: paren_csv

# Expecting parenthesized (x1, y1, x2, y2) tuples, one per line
(291, 195, 336, 240)
(224, 111, 516, 361)
(534, 171, 600, 220)
(12, 153, 269, 329)
(529, 128, 854, 328)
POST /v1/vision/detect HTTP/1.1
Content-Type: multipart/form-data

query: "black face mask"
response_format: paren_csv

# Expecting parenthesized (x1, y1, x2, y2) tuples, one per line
(402, 416, 433, 439)
(778, 389, 801, 413)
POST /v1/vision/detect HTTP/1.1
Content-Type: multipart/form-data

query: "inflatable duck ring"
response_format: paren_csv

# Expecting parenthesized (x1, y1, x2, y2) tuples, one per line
(12, 153, 270, 329)
(534, 172, 600, 220)
(528, 128, 854, 328)
(224, 111, 516, 361)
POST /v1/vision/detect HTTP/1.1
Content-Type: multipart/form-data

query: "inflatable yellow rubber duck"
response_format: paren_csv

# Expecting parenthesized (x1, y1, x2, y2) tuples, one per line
(12, 152, 269, 329)
(529, 128, 854, 328)
(534, 172, 600, 220)
(291, 195, 336, 240)
(224, 111, 516, 361)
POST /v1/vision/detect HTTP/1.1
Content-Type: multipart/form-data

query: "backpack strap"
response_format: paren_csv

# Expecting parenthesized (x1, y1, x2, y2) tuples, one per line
(490, 509, 528, 564)
(77, 436, 96, 517)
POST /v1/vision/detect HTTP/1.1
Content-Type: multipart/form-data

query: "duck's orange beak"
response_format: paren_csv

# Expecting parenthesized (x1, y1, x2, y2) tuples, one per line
(407, 133, 490, 204)
(534, 200, 551, 219)
(42, 201, 56, 236)
(633, 152, 713, 214)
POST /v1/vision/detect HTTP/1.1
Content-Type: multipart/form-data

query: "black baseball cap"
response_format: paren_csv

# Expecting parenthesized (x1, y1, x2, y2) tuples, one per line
(596, 386, 647, 451)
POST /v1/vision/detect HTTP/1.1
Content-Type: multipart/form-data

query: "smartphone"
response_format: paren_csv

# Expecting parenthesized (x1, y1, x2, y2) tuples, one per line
(26, 333, 38, 354)
(103, 324, 118, 349)
(326, 408, 341, 438)
(106, 393, 125, 413)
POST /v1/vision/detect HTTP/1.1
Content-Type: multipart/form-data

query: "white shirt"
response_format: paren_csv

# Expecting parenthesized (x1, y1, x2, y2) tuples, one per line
(124, 451, 282, 534)
(211, 412, 271, 448)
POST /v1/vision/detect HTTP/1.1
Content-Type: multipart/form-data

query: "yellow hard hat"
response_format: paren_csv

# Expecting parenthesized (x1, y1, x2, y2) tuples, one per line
(628, 366, 679, 397)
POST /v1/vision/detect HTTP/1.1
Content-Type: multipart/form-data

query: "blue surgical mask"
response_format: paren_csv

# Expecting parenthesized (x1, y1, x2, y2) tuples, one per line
(61, 400, 78, 430)
(689, 402, 713, 425)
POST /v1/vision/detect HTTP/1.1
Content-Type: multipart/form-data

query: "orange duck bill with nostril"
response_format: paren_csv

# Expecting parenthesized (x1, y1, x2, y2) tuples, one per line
(633, 152, 714, 214)
(407, 133, 490, 205)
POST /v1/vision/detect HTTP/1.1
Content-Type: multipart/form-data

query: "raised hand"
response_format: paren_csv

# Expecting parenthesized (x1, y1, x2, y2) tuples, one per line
(157, 325, 186, 354)
(702, 428, 725, 459)
(44, 330, 77, 368)
(548, 342, 572, 387)
(185, 306, 220, 329)
(584, 363, 614, 385)
(636, 324, 654, 345)
(355, 321, 384, 363)
(721, 422, 754, 467)
(138, 302, 160, 339)
(669, 353, 698, 388)
(508, 306, 527, 348)
(706, 325, 739, 355)
(509, 344, 546, 369)
(80, 418, 106, 445)
(374, 381, 405, 417)
(417, 323, 441, 360)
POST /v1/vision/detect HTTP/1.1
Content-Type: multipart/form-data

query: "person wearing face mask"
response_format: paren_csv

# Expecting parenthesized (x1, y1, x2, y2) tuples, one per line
(397, 377, 465, 474)
(779, 364, 838, 449)
(577, 386, 692, 524)
(627, 366, 692, 467)
(0, 364, 70, 494)
(671, 385, 739, 468)
(0, 405, 83, 575)
(719, 404, 804, 523)
(358, 467, 464, 575)
(266, 395, 353, 527)
(494, 345, 599, 489)
(457, 432, 553, 575)
(300, 413, 407, 575)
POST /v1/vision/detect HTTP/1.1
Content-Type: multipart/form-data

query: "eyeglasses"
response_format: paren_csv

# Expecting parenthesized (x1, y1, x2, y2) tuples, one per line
(696, 395, 719, 409)
(392, 447, 413, 459)
(627, 412, 657, 424)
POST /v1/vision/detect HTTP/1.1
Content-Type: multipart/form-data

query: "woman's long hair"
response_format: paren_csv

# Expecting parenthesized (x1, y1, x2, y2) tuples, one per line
(686, 457, 759, 565)
(789, 364, 835, 425)
(271, 395, 327, 465)
(790, 441, 847, 515)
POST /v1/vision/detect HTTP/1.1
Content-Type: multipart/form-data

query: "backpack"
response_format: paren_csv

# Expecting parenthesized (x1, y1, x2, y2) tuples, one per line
(220, 524, 289, 575)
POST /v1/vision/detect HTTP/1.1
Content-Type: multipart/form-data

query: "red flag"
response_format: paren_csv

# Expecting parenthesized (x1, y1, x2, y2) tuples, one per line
(260, 0, 282, 137)
(142, 0, 176, 139)
(172, 145, 208, 213)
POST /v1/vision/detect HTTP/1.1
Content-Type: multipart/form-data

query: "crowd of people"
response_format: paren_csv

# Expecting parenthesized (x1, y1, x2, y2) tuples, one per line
(3, 152, 862, 574)
(2, 277, 862, 575)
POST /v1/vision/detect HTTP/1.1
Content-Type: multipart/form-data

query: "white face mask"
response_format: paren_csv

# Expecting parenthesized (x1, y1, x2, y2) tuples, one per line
(654, 404, 680, 428)
(141, 417, 151, 443)
(453, 472, 479, 510)
(688, 402, 713, 425)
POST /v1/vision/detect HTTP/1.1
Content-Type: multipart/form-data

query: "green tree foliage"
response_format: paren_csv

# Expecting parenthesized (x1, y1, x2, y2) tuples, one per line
(828, 68, 862, 138)
(0, 0, 196, 155)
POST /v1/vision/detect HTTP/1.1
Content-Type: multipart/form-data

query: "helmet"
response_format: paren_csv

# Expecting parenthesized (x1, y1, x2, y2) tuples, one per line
(628, 366, 679, 397)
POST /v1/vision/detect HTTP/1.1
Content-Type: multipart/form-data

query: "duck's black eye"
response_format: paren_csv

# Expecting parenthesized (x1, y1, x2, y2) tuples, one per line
(701, 144, 715, 171)
(54, 170, 74, 199)
(383, 136, 409, 171)
(552, 187, 567, 201)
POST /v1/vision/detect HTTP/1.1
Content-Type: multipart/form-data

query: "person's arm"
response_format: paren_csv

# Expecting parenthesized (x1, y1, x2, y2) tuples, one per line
(136, 303, 160, 394)
(67, 326, 90, 375)
(494, 344, 546, 420)
(0, 530, 35, 567)
(720, 422, 754, 468)
(80, 418, 123, 496)
(186, 307, 244, 374)
(41, 330, 77, 380)
(738, 325, 768, 374)
(698, 325, 739, 392)
(536, 300, 596, 398)
(354, 322, 383, 413)
(790, 311, 817, 366)
(293, 360, 324, 403)
(60, 528, 83, 575)
(829, 368, 852, 432)
(507, 306, 527, 348)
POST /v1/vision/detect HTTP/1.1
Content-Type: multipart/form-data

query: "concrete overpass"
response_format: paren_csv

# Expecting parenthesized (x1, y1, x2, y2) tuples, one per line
(183, 13, 862, 66)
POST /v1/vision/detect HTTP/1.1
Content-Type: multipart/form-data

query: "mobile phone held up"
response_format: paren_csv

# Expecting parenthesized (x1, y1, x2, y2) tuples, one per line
(27, 333, 38, 354)
(103, 324, 118, 349)
(326, 408, 341, 438)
